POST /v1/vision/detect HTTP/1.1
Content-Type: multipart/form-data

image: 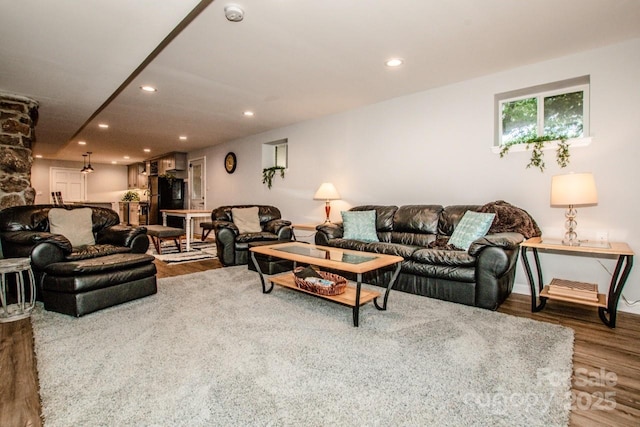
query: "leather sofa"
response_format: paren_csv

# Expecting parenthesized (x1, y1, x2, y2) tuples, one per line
(315, 203, 538, 310)
(207, 205, 292, 266)
(0, 204, 157, 316)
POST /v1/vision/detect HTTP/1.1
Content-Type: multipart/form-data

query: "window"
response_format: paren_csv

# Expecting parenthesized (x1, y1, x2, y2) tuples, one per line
(496, 76, 590, 147)
(262, 138, 288, 169)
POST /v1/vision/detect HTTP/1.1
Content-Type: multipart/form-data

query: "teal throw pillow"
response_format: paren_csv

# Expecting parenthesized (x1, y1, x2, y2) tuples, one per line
(448, 211, 496, 251)
(341, 210, 379, 242)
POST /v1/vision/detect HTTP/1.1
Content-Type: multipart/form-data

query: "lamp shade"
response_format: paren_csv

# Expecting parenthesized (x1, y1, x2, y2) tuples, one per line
(550, 172, 598, 207)
(313, 183, 341, 201)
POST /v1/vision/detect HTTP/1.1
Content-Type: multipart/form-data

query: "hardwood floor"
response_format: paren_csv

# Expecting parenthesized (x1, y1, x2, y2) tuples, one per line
(1, 262, 638, 426)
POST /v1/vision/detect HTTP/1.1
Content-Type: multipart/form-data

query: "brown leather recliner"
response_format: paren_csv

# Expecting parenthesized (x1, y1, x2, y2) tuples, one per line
(0, 204, 157, 316)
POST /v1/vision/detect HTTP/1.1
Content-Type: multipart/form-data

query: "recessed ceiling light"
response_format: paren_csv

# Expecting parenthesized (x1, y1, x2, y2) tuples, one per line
(243, 111, 254, 117)
(385, 58, 404, 67)
(140, 85, 157, 92)
(143, 148, 151, 153)
(111, 161, 117, 164)
(98, 123, 109, 129)
(123, 155, 130, 160)
(35, 154, 43, 158)
(179, 136, 187, 141)
(78, 141, 87, 145)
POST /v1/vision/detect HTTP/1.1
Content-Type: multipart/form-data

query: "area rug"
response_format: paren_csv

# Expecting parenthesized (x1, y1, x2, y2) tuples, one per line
(147, 240, 217, 264)
(31, 267, 574, 426)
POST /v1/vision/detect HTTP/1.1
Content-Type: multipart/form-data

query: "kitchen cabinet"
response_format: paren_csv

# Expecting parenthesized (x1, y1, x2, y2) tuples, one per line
(158, 152, 187, 174)
(127, 163, 148, 189)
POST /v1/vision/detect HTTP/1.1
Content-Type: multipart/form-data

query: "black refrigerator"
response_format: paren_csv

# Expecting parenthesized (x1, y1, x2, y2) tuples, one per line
(148, 176, 185, 228)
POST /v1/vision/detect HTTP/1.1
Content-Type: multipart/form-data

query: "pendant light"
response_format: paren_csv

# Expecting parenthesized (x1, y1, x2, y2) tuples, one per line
(85, 152, 94, 173)
(81, 154, 88, 173)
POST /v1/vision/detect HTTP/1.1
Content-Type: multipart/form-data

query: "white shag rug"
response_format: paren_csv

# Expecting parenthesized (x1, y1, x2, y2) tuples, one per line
(31, 266, 574, 426)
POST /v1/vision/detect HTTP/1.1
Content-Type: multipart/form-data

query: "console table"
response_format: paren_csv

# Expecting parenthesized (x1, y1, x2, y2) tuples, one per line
(161, 209, 211, 252)
(520, 237, 634, 328)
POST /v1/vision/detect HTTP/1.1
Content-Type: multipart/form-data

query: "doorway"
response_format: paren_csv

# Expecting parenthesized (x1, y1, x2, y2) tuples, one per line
(49, 167, 86, 202)
(188, 157, 207, 234)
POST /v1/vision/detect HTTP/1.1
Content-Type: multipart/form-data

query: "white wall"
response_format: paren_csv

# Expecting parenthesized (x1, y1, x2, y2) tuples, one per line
(190, 38, 637, 315)
(31, 159, 129, 204)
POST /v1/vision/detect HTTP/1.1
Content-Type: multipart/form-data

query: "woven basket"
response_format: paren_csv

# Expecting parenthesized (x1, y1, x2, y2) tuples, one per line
(293, 267, 347, 296)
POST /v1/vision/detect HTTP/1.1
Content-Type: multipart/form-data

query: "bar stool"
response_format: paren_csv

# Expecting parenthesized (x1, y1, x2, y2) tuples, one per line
(0, 257, 36, 322)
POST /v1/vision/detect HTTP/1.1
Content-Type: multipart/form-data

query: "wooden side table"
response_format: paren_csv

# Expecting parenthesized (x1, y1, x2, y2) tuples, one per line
(291, 223, 320, 242)
(520, 237, 634, 328)
(0, 257, 36, 322)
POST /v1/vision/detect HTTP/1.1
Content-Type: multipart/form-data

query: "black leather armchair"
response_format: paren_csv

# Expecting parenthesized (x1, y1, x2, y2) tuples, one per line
(0, 204, 157, 316)
(209, 205, 292, 266)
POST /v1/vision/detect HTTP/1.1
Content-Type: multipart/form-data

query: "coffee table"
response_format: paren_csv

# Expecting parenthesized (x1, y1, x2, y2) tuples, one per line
(250, 242, 403, 327)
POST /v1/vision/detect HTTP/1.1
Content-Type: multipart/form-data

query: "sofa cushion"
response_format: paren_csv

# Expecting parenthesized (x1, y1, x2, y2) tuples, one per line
(411, 248, 476, 267)
(393, 205, 442, 234)
(437, 205, 481, 236)
(66, 244, 131, 261)
(327, 239, 417, 259)
(342, 210, 379, 242)
(448, 211, 496, 251)
(48, 208, 95, 247)
(232, 207, 262, 234)
(235, 231, 278, 244)
(350, 205, 397, 231)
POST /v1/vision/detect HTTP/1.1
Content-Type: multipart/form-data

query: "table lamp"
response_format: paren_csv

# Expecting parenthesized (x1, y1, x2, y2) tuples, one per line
(314, 183, 341, 223)
(550, 172, 598, 246)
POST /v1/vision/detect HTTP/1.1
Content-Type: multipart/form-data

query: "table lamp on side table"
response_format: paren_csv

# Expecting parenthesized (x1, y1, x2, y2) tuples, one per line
(314, 183, 341, 223)
(550, 172, 598, 246)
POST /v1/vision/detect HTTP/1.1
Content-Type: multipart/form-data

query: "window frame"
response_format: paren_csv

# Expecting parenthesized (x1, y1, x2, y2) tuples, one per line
(493, 76, 591, 153)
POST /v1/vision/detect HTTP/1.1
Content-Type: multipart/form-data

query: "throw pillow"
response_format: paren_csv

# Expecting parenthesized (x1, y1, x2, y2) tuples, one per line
(448, 211, 496, 251)
(48, 208, 95, 247)
(341, 210, 379, 242)
(231, 207, 262, 234)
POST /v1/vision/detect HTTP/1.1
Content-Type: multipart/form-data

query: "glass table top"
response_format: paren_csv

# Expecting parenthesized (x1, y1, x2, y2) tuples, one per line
(272, 244, 377, 264)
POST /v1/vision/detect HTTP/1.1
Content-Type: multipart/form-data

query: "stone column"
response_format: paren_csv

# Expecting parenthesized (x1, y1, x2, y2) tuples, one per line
(0, 93, 39, 209)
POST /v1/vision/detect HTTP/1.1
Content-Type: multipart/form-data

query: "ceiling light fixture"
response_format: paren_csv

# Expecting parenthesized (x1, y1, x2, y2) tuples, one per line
(243, 111, 254, 117)
(144, 148, 151, 153)
(123, 156, 130, 160)
(81, 152, 94, 174)
(35, 154, 43, 159)
(385, 58, 404, 67)
(98, 123, 109, 129)
(78, 141, 86, 145)
(224, 4, 244, 22)
(179, 136, 187, 141)
(140, 85, 157, 92)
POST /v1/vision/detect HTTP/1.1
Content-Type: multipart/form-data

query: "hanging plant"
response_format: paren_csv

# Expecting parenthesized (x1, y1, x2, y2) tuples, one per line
(499, 134, 570, 172)
(262, 166, 285, 189)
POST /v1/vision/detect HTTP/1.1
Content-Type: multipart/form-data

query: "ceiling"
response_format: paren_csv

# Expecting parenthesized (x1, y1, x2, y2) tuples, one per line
(2, 0, 640, 166)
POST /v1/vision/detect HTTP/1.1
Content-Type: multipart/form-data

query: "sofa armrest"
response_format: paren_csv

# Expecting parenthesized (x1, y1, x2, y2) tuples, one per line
(212, 220, 238, 235)
(316, 222, 343, 239)
(264, 219, 291, 234)
(97, 225, 147, 246)
(1, 231, 71, 271)
(468, 232, 524, 257)
(1, 230, 72, 257)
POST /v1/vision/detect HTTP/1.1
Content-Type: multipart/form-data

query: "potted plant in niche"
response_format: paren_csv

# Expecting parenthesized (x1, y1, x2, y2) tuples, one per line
(262, 166, 285, 189)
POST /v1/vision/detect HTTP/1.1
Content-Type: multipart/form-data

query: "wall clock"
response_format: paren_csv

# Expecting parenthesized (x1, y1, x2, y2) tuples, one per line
(224, 152, 237, 174)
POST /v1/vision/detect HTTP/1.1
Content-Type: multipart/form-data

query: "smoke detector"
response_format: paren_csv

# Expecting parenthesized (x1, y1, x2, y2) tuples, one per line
(224, 4, 244, 22)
